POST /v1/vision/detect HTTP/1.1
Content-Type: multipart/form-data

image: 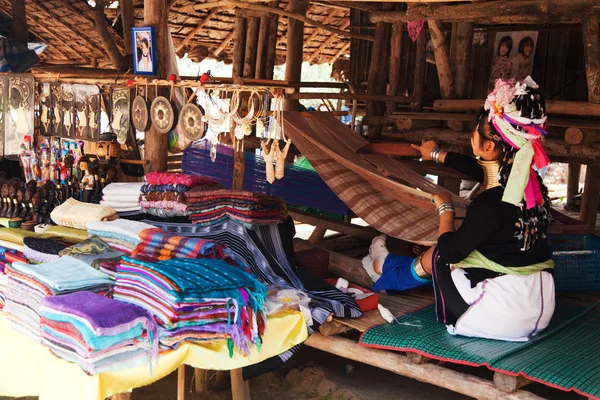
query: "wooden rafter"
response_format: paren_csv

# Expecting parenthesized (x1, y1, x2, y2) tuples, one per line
(93, 0, 126, 69)
(309, 20, 350, 62)
(329, 41, 350, 64)
(212, 30, 235, 57)
(179, 0, 373, 41)
(175, 8, 221, 52)
(304, 9, 338, 49)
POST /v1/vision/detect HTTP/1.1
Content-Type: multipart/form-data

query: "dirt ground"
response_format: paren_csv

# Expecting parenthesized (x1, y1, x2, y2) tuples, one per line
(1, 344, 584, 400)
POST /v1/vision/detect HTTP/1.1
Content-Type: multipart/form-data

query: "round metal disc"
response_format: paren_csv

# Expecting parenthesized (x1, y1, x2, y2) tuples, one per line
(150, 96, 175, 134)
(131, 95, 151, 132)
(180, 103, 205, 141)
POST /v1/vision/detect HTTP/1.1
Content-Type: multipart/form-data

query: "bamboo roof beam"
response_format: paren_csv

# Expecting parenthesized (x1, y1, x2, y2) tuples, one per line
(175, 8, 221, 52)
(329, 42, 350, 64)
(309, 20, 350, 62)
(371, 0, 599, 24)
(179, 0, 374, 41)
(212, 31, 235, 57)
(304, 9, 338, 49)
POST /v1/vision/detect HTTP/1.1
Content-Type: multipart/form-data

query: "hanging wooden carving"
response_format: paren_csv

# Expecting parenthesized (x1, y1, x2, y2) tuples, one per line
(60, 84, 75, 138)
(39, 82, 60, 137)
(6, 75, 34, 158)
(73, 85, 100, 140)
(180, 103, 205, 141)
(111, 89, 131, 144)
(150, 95, 176, 134)
(131, 86, 151, 132)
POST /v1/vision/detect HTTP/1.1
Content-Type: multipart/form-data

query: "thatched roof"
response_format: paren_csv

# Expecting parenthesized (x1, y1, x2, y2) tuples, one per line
(0, 0, 352, 69)
(0, 0, 125, 69)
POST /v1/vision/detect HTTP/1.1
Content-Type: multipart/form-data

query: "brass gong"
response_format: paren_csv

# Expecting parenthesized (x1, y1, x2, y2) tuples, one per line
(150, 96, 176, 134)
(131, 94, 151, 132)
(180, 103, 205, 141)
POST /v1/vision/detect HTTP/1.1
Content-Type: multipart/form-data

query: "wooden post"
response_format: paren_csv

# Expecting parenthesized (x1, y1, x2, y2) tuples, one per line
(144, 0, 177, 173)
(428, 20, 455, 99)
(230, 368, 251, 400)
(567, 164, 582, 209)
(232, 13, 247, 79)
(264, 2, 279, 80)
(194, 368, 210, 394)
(232, 132, 245, 190)
(255, 15, 269, 78)
(93, 0, 125, 70)
(412, 26, 427, 112)
(121, 0, 134, 57)
(366, 3, 393, 139)
(177, 365, 186, 400)
(387, 21, 404, 114)
(284, 0, 309, 111)
(11, 0, 28, 46)
(449, 22, 473, 99)
(580, 13, 600, 232)
(243, 16, 261, 78)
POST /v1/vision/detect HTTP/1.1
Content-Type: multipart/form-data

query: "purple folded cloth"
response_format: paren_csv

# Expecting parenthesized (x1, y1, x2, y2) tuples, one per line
(40, 291, 157, 337)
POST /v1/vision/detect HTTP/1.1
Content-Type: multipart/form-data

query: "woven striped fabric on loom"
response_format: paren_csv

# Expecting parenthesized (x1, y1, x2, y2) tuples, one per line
(282, 112, 469, 246)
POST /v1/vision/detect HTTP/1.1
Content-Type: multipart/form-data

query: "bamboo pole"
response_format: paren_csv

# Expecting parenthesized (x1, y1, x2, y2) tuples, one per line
(255, 15, 269, 78)
(428, 20, 456, 99)
(179, 0, 374, 42)
(284, 0, 309, 111)
(412, 26, 427, 112)
(366, 3, 393, 139)
(11, 0, 28, 46)
(264, 1, 279, 79)
(387, 21, 403, 113)
(243, 16, 261, 78)
(232, 13, 247, 79)
(580, 12, 600, 233)
(93, 0, 125, 70)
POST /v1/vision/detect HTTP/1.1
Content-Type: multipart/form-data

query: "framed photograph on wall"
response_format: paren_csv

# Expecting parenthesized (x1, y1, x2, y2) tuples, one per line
(489, 31, 538, 90)
(132, 27, 157, 76)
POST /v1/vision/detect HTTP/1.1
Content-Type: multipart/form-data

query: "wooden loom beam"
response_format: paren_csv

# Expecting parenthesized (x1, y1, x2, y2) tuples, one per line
(179, 0, 374, 41)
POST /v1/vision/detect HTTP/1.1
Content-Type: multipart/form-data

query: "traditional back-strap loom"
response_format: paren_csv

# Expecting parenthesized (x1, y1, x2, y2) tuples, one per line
(282, 112, 468, 245)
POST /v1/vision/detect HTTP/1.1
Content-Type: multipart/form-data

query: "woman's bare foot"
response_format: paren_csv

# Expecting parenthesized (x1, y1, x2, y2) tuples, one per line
(369, 235, 389, 275)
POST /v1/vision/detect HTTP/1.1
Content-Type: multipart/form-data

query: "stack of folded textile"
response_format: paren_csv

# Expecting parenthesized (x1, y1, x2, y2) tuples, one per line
(39, 291, 157, 375)
(186, 189, 288, 226)
(59, 237, 125, 271)
(132, 228, 247, 269)
(114, 256, 266, 354)
(51, 198, 118, 230)
(0, 247, 28, 311)
(101, 182, 144, 215)
(87, 219, 154, 254)
(139, 172, 223, 218)
(22, 237, 69, 263)
(4, 256, 113, 341)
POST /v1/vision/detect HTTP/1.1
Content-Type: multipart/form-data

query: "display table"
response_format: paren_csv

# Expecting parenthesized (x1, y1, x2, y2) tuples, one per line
(0, 311, 307, 400)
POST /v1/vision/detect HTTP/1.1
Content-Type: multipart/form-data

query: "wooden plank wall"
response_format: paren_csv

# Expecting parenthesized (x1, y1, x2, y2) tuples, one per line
(350, 25, 588, 103)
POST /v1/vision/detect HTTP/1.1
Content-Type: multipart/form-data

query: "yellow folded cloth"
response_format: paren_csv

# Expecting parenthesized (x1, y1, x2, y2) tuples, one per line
(45, 225, 90, 244)
(50, 198, 118, 230)
(0, 228, 57, 245)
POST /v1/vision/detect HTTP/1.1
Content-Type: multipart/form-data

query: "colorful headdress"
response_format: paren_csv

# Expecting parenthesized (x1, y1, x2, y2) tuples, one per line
(484, 77, 550, 210)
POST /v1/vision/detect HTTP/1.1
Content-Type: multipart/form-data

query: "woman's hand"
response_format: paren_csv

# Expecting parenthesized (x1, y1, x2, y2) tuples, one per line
(432, 192, 453, 208)
(411, 140, 440, 161)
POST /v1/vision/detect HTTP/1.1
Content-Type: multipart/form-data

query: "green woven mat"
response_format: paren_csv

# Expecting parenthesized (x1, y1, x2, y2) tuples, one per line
(359, 302, 600, 398)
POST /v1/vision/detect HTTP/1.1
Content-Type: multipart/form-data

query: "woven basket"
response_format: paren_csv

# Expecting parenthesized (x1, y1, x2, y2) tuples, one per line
(295, 248, 329, 279)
